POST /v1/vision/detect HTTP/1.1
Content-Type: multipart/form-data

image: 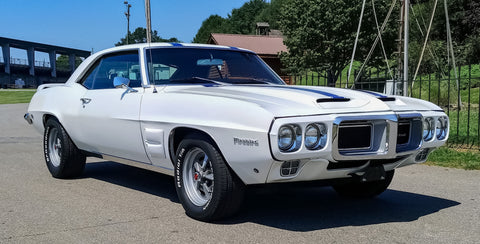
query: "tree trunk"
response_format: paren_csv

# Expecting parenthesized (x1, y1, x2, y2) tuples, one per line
(327, 68, 338, 87)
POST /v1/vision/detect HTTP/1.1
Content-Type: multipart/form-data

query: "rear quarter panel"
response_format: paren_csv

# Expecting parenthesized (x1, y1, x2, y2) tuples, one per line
(27, 83, 86, 143)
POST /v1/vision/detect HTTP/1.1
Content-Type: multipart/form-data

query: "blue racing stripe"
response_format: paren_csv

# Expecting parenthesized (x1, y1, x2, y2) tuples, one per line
(252, 85, 347, 99)
(170, 43, 183, 47)
(358, 90, 388, 98)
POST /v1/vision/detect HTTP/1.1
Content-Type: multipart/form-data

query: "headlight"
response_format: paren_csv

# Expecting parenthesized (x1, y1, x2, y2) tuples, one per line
(305, 123, 327, 150)
(436, 116, 448, 140)
(423, 117, 434, 141)
(278, 124, 301, 152)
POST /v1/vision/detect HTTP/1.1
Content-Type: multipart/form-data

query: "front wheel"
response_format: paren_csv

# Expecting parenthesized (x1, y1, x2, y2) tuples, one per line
(333, 170, 395, 198)
(174, 135, 244, 221)
(44, 118, 86, 178)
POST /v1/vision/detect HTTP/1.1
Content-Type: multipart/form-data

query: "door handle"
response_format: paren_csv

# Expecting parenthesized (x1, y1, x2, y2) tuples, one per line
(80, 98, 91, 107)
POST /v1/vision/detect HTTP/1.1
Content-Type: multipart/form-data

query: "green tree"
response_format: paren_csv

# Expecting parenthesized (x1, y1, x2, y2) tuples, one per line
(116, 27, 180, 46)
(280, 0, 398, 86)
(193, 0, 288, 43)
(228, 0, 269, 34)
(409, 0, 480, 68)
(193, 15, 228, 43)
(463, 0, 480, 32)
(461, 0, 480, 63)
(56, 55, 83, 70)
(255, 0, 289, 29)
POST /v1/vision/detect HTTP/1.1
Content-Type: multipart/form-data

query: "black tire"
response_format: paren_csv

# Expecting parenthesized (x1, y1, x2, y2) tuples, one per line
(44, 118, 86, 179)
(333, 170, 395, 198)
(174, 134, 244, 221)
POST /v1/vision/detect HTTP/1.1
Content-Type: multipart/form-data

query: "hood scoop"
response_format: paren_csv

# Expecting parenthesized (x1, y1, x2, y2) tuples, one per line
(377, 97, 396, 102)
(316, 98, 351, 103)
(358, 90, 396, 102)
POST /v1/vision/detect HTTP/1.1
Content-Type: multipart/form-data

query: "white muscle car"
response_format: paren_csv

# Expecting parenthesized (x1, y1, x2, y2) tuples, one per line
(25, 43, 449, 221)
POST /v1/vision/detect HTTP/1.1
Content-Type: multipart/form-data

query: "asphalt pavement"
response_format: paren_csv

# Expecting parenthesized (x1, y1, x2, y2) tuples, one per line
(1, 103, 479, 243)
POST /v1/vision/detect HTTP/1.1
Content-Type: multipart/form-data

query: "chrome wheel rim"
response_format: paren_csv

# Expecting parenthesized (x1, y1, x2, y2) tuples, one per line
(48, 128, 62, 167)
(182, 147, 214, 206)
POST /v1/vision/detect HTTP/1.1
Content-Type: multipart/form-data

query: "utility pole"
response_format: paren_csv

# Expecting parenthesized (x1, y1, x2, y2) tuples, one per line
(396, 1, 404, 95)
(396, 0, 409, 96)
(145, 0, 152, 43)
(403, 0, 409, 96)
(124, 1, 131, 44)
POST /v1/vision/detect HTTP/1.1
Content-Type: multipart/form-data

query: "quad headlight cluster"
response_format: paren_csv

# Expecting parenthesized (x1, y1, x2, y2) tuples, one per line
(423, 116, 448, 141)
(435, 116, 449, 140)
(278, 123, 327, 152)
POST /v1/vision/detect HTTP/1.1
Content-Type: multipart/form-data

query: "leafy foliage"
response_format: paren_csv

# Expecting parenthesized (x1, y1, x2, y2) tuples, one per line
(255, 0, 289, 30)
(191, 0, 479, 81)
(116, 27, 180, 46)
(193, 15, 229, 44)
(279, 0, 398, 85)
(409, 0, 480, 72)
(193, 0, 277, 43)
(56, 55, 83, 70)
(228, 0, 269, 34)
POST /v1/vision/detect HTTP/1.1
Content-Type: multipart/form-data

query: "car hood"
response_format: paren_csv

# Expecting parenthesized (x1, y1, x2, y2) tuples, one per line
(164, 84, 442, 117)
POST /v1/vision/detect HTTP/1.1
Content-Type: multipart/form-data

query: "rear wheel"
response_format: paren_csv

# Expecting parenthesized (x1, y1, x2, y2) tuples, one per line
(44, 118, 86, 178)
(174, 135, 244, 221)
(333, 170, 394, 198)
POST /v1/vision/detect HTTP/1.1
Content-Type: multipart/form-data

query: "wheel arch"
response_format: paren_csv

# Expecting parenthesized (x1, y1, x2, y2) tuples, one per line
(42, 113, 84, 152)
(168, 127, 221, 165)
(43, 114, 57, 127)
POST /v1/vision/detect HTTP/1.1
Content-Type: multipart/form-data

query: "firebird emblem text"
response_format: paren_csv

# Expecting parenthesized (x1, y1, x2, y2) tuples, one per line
(234, 137, 259, 147)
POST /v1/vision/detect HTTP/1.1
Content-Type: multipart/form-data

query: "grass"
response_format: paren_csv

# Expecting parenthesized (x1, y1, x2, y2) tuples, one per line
(290, 61, 365, 87)
(411, 64, 480, 106)
(0, 89, 36, 104)
(446, 108, 480, 146)
(426, 146, 480, 170)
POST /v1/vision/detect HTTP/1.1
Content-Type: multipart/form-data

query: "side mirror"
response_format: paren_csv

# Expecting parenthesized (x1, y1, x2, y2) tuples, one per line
(113, 77, 130, 88)
(114, 76, 138, 99)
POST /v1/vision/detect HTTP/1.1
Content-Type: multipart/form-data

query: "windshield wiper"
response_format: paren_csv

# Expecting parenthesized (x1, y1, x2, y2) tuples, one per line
(191, 77, 230, 86)
(230, 78, 272, 85)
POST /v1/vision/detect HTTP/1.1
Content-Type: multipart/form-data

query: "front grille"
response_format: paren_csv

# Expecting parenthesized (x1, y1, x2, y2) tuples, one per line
(397, 120, 411, 145)
(332, 113, 423, 161)
(338, 122, 372, 150)
(396, 117, 423, 153)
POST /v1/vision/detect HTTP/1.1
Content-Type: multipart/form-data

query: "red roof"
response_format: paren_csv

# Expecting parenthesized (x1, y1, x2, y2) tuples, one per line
(208, 33, 287, 56)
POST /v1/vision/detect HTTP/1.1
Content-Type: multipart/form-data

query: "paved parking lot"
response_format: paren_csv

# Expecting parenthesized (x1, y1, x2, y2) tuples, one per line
(1, 103, 479, 243)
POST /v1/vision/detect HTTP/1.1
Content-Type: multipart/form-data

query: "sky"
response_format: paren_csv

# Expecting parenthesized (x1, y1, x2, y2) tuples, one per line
(0, 0, 251, 60)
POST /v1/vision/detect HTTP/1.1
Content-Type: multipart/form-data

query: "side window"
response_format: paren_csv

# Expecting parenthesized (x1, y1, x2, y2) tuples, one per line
(79, 51, 141, 89)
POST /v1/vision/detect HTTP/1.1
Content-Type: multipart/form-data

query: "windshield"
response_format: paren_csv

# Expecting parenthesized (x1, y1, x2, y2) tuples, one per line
(145, 48, 285, 85)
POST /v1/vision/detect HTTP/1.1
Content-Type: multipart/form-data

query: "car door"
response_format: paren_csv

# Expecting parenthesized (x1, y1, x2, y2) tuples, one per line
(73, 50, 150, 163)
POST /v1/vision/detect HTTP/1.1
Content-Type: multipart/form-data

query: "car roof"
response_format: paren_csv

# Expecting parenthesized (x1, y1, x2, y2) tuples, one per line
(96, 42, 255, 55)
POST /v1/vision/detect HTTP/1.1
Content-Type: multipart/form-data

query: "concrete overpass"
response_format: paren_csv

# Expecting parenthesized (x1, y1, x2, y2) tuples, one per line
(0, 37, 90, 88)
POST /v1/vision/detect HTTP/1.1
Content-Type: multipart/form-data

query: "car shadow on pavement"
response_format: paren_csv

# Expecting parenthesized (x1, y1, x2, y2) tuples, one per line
(221, 185, 460, 231)
(80, 161, 460, 231)
(81, 161, 179, 203)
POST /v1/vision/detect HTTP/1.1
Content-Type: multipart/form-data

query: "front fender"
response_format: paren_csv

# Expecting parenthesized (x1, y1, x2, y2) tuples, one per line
(141, 91, 276, 184)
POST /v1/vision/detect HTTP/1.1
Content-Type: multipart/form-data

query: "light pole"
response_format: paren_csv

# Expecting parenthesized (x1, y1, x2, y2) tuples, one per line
(124, 1, 131, 44)
(145, 0, 152, 43)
